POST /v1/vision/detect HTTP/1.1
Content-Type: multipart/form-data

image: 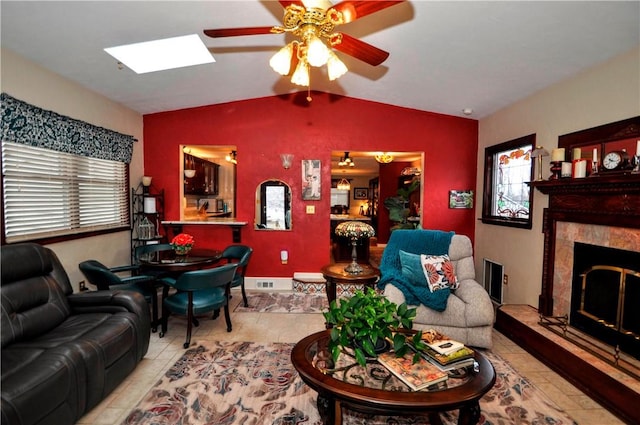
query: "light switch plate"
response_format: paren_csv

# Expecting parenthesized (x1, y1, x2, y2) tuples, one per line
(306, 205, 315, 214)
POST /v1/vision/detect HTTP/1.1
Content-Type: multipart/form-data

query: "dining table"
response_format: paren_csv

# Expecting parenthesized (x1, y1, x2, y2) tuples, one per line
(138, 248, 223, 274)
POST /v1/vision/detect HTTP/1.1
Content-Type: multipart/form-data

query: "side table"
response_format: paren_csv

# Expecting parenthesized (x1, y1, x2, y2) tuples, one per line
(321, 262, 380, 306)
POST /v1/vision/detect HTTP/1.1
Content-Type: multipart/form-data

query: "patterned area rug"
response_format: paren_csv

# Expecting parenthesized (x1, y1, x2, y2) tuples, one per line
(234, 292, 328, 313)
(122, 341, 577, 425)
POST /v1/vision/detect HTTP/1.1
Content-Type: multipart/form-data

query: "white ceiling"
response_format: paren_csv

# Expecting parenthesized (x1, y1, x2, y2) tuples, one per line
(1, 1, 639, 119)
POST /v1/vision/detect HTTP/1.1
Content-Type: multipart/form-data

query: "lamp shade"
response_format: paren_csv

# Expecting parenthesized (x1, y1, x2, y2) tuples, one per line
(335, 221, 375, 240)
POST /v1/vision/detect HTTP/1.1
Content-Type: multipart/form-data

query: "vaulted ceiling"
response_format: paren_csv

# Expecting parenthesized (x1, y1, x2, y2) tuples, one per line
(1, 1, 638, 119)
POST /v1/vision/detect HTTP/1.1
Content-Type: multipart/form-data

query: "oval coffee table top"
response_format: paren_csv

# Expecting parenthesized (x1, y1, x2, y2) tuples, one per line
(291, 330, 496, 415)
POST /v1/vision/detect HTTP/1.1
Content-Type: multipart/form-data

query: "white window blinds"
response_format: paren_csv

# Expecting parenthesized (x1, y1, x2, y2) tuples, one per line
(2, 141, 129, 242)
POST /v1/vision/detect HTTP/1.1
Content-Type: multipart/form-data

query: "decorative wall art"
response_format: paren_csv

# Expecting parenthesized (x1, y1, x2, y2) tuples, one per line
(353, 187, 368, 200)
(302, 160, 321, 200)
(449, 190, 474, 209)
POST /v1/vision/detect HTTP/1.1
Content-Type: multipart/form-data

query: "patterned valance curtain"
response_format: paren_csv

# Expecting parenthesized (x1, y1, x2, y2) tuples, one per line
(1, 93, 134, 163)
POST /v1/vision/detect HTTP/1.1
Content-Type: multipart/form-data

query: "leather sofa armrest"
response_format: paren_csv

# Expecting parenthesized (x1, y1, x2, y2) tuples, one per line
(67, 290, 151, 347)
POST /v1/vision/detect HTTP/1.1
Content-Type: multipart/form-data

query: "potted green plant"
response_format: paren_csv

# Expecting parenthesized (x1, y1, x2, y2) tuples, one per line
(383, 179, 420, 231)
(323, 288, 419, 366)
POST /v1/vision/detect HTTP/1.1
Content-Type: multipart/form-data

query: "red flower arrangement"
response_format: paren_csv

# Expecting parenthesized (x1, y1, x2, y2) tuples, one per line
(171, 233, 195, 255)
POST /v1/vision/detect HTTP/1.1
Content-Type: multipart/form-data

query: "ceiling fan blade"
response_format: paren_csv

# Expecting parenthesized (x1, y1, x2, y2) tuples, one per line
(279, 0, 304, 7)
(203, 26, 275, 38)
(332, 1, 405, 24)
(332, 33, 389, 66)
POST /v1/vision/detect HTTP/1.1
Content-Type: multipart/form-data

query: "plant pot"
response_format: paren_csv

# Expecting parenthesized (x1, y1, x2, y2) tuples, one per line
(354, 337, 390, 356)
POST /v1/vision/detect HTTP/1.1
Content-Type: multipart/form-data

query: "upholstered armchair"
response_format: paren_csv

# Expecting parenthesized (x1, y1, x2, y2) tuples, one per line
(378, 230, 494, 348)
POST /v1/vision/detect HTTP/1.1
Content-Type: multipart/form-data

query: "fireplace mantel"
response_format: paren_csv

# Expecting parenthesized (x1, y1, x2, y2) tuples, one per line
(530, 173, 640, 315)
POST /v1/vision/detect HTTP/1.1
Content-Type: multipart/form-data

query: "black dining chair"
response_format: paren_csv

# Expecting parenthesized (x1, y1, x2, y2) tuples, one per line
(220, 245, 253, 307)
(78, 259, 161, 331)
(158, 263, 238, 348)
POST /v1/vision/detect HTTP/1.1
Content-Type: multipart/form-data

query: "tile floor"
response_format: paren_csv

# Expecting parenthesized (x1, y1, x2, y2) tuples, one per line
(77, 290, 623, 425)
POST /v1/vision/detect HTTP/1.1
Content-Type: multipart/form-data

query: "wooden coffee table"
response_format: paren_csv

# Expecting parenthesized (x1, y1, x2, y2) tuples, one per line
(291, 330, 496, 425)
(321, 262, 380, 305)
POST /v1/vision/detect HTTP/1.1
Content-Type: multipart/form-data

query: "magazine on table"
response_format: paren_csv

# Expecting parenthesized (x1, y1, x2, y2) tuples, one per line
(407, 330, 475, 366)
(377, 351, 448, 391)
(420, 344, 475, 366)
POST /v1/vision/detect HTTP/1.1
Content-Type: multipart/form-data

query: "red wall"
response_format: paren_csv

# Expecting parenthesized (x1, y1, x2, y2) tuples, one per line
(143, 91, 478, 277)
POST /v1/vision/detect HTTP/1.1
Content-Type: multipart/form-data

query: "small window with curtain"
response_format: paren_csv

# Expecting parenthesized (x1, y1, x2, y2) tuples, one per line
(2, 142, 129, 243)
(481, 134, 535, 229)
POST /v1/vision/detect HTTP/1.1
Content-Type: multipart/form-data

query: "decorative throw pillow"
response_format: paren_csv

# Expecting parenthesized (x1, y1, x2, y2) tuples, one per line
(420, 254, 459, 292)
(398, 250, 428, 288)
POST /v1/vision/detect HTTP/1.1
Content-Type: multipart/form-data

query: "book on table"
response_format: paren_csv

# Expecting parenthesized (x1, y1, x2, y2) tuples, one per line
(407, 330, 476, 369)
(377, 351, 448, 391)
(421, 344, 475, 366)
(424, 339, 465, 356)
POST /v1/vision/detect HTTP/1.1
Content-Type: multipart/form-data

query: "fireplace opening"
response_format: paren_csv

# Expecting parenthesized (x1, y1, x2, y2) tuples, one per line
(571, 242, 640, 360)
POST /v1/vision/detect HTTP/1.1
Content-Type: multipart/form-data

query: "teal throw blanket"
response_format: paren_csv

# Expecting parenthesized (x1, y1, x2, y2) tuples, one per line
(377, 229, 454, 311)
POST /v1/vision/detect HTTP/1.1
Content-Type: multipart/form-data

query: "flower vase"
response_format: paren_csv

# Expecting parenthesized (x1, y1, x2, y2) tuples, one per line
(173, 246, 191, 258)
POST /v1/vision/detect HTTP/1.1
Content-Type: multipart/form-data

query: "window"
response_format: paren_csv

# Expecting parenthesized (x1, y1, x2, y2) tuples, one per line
(481, 134, 535, 229)
(2, 142, 129, 243)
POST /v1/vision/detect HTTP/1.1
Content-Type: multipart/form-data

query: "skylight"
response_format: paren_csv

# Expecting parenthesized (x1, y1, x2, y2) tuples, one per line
(104, 34, 214, 74)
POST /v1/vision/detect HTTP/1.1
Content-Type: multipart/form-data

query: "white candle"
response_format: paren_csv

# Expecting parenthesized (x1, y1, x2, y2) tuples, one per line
(572, 148, 581, 159)
(551, 148, 565, 162)
(575, 160, 587, 178)
(561, 162, 572, 177)
(592, 148, 598, 164)
(636, 140, 640, 156)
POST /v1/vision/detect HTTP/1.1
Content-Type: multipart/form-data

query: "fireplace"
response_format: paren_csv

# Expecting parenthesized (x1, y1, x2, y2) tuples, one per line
(494, 117, 640, 423)
(570, 242, 640, 359)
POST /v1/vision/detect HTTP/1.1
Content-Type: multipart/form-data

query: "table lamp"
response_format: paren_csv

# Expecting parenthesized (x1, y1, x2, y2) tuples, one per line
(531, 146, 550, 181)
(334, 221, 375, 274)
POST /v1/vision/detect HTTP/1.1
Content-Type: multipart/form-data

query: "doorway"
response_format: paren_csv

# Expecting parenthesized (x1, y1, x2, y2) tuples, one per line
(329, 151, 423, 247)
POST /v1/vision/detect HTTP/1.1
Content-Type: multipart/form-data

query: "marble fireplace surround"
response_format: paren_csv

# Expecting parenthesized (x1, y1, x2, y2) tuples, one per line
(552, 222, 640, 318)
(533, 175, 640, 316)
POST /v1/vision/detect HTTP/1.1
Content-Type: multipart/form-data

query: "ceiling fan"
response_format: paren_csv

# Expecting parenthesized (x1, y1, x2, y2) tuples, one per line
(203, 1, 405, 89)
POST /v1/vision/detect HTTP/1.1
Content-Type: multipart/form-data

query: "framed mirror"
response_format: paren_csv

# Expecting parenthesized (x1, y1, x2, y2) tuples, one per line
(255, 179, 291, 230)
(559, 116, 639, 165)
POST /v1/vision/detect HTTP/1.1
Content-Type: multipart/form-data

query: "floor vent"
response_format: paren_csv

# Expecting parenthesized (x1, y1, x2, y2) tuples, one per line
(256, 280, 274, 289)
(482, 258, 504, 305)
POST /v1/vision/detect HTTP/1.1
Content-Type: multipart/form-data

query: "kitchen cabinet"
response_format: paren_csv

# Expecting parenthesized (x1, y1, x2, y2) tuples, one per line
(184, 154, 220, 195)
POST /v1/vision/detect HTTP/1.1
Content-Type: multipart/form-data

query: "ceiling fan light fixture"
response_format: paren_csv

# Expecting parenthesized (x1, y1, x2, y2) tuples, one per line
(327, 51, 348, 81)
(306, 35, 330, 67)
(338, 151, 355, 167)
(375, 152, 394, 163)
(269, 43, 294, 75)
(291, 59, 310, 86)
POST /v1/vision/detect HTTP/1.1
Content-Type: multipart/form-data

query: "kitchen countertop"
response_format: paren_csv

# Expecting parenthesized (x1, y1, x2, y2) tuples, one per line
(162, 218, 248, 226)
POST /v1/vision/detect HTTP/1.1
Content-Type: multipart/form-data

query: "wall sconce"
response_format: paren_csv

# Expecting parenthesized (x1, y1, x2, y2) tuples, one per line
(280, 154, 294, 169)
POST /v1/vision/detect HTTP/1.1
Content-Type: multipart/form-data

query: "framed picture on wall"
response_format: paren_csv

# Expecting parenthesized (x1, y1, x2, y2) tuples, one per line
(302, 160, 321, 200)
(449, 190, 474, 209)
(354, 187, 368, 200)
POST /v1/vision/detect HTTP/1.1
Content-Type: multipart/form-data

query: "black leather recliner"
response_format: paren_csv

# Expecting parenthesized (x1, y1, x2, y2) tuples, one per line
(1, 243, 150, 425)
